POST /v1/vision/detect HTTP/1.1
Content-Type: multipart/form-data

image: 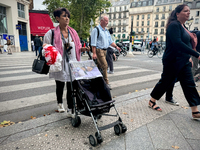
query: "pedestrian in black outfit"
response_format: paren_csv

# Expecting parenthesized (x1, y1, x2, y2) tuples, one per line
(148, 4, 200, 120)
(34, 35, 42, 56)
(106, 28, 116, 74)
(191, 31, 200, 79)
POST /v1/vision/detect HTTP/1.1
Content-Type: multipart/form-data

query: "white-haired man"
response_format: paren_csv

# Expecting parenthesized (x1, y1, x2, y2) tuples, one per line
(91, 16, 120, 89)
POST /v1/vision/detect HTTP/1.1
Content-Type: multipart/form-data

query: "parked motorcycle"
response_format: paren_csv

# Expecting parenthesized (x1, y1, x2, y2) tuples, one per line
(116, 43, 127, 56)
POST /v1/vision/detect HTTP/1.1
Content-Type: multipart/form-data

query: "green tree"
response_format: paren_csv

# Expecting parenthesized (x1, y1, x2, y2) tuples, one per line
(43, 0, 111, 39)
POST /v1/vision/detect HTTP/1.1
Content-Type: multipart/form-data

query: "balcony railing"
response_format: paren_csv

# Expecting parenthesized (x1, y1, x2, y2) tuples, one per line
(160, 32, 164, 34)
(155, 18, 159, 20)
(154, 32, 158, 34)
(154, 25, 158, 27)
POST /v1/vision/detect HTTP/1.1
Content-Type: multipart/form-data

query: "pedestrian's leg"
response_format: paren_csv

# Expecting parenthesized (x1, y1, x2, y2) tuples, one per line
(178, 63, 200, 107)
(106, 49, 110, 71)
(191, 56, 198, 76)
(96, 49, 108, 84)
(178, 64, 200, 119)
(66, 82, 74, 109)
(55, 80, 65, 104)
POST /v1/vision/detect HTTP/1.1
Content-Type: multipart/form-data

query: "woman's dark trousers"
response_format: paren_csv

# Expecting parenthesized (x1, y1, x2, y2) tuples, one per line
(106, 47, 114, 72)
(55, 80, 76, 109)
(151, 62, 200, 107)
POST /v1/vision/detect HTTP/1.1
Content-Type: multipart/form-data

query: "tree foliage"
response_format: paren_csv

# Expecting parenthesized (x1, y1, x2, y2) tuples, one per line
(43, 0, 111, 39)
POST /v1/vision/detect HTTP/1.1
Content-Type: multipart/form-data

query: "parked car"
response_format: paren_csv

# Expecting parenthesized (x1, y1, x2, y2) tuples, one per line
(132, 41, 142, 51)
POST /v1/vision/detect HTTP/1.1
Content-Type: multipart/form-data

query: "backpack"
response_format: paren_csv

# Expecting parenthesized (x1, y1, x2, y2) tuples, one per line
(89, 26, 99, 52)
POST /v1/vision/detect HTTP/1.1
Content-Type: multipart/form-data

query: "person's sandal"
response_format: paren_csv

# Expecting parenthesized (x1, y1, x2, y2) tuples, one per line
(148, 100, 162, 112)
(192, 112, 200, 120)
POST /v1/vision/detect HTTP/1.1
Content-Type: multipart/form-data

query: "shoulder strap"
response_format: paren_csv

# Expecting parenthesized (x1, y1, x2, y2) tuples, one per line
(51, 29, 54, 45)
(95, 26, 99, 38)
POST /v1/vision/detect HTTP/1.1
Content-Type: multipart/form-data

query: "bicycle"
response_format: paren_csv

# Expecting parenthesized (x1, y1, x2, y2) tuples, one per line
(147, 47, 163, 58)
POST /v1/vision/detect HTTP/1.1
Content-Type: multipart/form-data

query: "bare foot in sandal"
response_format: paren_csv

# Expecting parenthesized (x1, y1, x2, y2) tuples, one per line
(149, 100, 162, 112)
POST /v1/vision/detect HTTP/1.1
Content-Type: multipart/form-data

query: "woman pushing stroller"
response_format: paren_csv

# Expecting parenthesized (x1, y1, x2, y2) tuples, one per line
(43, 8, 89, 115)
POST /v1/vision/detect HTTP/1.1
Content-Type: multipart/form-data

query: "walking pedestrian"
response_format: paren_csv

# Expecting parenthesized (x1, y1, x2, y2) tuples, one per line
(148, 4, 200, 120)
(141, 39, 146, 54)
(43, 8, 89, 114)
(106, 28, 116, 74)
(38, 37, 43, 55)
(34, 35, 42, 56)
(90, 16, 121, 89)
(31, 40, 35, 52)
(191, 31, 200, 80)
(5, 37, 12, 54)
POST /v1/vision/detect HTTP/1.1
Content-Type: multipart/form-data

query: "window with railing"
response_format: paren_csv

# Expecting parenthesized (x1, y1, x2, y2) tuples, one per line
(120, 7, 121, 11)
(142, 21, 144, 26)
(148, 14, 150, 19)
(118, 20, 121, 25)
(169, 5, 172, 11)
(147, 21, 150, 26)
(155, 22, 158, 27)
(119, 13, 121, 18)
(123, 19, 126, 25)
(138, 1, 141, 7)
(163, 6, 166, 12)
(113, 14, 116, 19)
(155, 14, 159, 20)
(156, 7, 159, 12)
(131, 16, 133, 21)
(195, 18, 199, 24)
(131, 2, 136, 8)
(142, 15, 144, 19)
(0, 6, 7, 33)
(149, 0, 152, 5)
(118, 27, 121, 32)
(196, 11, 200, 17)
(136, 28, 139, 32)
(18, 2, 25, 18)
(154, 29, 158, 34)
(147, 28, 149, 33)
(161, 21, 165, 27)
(160, 29, 164, 34)
(141, 28, 144, 32)
(137, 15, 139, 20)
(137, 21, 139, 26)
(162, 14, 165, 19)
(124, 13, 126, 18)
(143, 1, 147, 6)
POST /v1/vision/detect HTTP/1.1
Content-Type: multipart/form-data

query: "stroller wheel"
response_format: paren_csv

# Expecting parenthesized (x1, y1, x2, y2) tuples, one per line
(89, 135, 97, 147)
(96, 114, 102, 119)
(71, 116, 81, 127)
(114, 124, 122, 136)
(120, 124, 127, 133)
(95, 132, 103, 144)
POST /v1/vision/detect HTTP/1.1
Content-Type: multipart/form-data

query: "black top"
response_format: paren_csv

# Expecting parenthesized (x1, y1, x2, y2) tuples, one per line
(195, 31, 200, 52)
(34, 37, 42, 47)
(163, 20, 199, 68)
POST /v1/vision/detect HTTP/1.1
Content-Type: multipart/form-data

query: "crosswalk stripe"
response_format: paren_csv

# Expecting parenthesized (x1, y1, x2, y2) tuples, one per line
(0, 74, 49, 82)
(0, 93, 57, 113)
(0, 80, 55, 94)
(108, 68, 152, 77)
(110, 73, 161, 88)
(0, 66, 31, 70)
(0, 69, 31, 75)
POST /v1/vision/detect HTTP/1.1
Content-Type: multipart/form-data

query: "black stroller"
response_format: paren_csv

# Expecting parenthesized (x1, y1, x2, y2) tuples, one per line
(65, 47, 127, 147)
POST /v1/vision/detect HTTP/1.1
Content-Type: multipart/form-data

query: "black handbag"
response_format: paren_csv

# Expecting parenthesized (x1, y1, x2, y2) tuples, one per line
(32, 30, 54, 74)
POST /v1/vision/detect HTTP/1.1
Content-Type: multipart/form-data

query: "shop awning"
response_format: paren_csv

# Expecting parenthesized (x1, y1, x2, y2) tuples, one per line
(29, 11, 54, 36)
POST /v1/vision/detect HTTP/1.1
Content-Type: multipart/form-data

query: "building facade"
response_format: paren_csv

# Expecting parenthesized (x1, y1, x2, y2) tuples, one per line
(106, 0, 130, 42)
(129, 0, 154, 42)
(153, 0, 183, 43)
(0, 0, 31, 52)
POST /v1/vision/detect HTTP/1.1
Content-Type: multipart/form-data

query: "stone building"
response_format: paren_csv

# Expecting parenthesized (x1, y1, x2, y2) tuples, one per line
(0, 0, 31, 52)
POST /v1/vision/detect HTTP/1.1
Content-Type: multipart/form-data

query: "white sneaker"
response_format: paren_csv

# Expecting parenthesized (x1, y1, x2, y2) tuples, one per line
(108, 71, 114, 74)
(66, 109, 75, 118)
(57, 103, 65, 113)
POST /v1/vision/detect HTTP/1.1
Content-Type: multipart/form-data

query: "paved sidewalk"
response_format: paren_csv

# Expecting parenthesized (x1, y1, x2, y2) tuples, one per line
(0, 83, 200, 150)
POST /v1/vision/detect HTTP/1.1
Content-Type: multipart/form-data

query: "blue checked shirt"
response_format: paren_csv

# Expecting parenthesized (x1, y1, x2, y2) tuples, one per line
(90, 25, 113, 49)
